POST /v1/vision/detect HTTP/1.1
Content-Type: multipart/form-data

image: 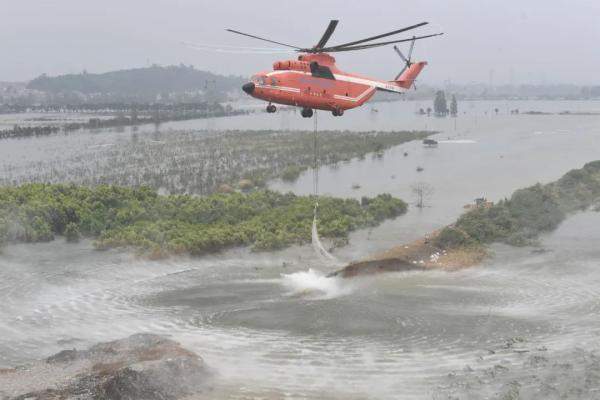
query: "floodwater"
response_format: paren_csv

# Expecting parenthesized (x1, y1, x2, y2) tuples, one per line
(1, 100, 600, 399)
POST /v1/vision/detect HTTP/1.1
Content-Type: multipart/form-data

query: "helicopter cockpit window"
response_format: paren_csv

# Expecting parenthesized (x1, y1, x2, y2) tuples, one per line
(251, 75, 267, 85)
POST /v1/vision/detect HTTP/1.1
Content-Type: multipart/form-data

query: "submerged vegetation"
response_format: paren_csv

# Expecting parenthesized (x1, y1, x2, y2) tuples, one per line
(0, 129, 432, 195)
(435, 161, 600, 250)
(0, 184, 407, 256)
(0, 103, 246, 140)
(0, 127, 425, 256)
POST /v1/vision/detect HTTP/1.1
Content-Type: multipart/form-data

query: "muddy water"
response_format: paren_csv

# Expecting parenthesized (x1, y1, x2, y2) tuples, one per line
(2, 214, 600, 399)
(1, 101, 600, 398)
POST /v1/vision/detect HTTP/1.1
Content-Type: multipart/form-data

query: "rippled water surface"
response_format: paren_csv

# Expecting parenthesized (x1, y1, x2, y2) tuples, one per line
(1, 100, 600, 398)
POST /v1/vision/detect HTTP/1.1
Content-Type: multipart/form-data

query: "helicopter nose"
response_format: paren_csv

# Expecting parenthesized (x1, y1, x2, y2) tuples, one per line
(242, 82, 255, 94)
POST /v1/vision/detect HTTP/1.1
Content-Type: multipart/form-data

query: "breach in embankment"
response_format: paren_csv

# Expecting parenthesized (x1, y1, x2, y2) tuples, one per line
(332, 160, 600, 278)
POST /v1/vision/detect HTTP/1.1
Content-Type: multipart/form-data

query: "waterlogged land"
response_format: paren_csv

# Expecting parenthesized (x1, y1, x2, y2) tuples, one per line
(0, 129, 432, 195)
(1, 101, 600, 399)
(339, 160, 600, 276)
(0, 184, 407, 256)
(0, 103, 248, 140)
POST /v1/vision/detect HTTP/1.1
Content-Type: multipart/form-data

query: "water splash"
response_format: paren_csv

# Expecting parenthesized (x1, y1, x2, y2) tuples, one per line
(280, 268, 355, 299)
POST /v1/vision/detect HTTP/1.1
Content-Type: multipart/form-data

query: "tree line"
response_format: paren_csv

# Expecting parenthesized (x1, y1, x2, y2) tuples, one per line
(417, 91, 458, 117)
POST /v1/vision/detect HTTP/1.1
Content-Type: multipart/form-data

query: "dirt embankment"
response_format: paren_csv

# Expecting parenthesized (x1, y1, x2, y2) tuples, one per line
(334, 160, 600, 278)
(331, 230, 487, 278)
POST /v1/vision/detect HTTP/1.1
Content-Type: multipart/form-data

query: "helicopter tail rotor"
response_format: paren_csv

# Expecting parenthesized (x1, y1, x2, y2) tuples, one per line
(393, 37, 425, 89)
(393, 36, 417, 80)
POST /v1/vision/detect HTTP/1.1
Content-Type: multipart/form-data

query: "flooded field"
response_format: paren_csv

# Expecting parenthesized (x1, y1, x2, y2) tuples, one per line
(1, 100, 600, 399)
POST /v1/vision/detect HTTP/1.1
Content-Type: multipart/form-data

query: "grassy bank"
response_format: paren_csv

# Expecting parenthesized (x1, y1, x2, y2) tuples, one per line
(0, 184, 407, 256)
(435, 160, 600, 251)
(338, 161, 600, 276)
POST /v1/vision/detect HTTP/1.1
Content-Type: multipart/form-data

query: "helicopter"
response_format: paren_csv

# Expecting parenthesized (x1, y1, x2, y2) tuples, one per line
(227, 20, 442, 117)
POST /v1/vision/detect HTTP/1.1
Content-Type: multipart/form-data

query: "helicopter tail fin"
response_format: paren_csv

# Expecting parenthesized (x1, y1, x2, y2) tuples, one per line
(394, 61, 427, 89)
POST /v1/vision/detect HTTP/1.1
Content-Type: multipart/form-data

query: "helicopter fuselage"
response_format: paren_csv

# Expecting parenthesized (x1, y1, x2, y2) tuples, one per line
(242, 53, 426, 116)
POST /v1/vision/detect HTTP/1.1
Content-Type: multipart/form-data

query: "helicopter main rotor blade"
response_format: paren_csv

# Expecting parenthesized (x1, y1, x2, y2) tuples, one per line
(323, 22, 428, 51)
(182, 41, 295, 54)
(186, 47, 295, 54)
(325, 33, 443, 52)
(313, 20, 339, 50)
(226, 29, 302, 50)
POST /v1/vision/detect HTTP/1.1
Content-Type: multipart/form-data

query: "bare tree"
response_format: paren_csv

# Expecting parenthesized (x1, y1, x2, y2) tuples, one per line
(411, 182, 434, 208)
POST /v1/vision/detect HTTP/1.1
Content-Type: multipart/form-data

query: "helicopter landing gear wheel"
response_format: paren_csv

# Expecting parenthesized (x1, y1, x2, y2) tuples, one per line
(332, 108, 344, 117)
(301, 108, 313, 118)
(266, 104, 277, 113)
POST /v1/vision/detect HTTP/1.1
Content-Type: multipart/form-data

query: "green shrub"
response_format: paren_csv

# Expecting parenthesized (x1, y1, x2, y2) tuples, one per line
(365, 194, 408, 222)
(504, 232, 533, 247)
(508, 184, 564, 233)
(64, 222, 80, 242)
(583, 160, 600, 174)
(26, 216, 54, 242)
(0, 215, 8, 244)
(281, 165, 303, 182)
(0, 184, 407, 255)
(434, 226, 473, 249)
(456, 207, 507, 244)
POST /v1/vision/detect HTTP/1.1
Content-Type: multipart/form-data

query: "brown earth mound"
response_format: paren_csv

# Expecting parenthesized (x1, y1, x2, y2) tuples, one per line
(332, 230, 487, 278)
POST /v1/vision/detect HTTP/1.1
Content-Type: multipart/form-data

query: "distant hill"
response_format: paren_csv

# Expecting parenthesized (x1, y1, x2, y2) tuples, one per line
(26, 65, 245, 102)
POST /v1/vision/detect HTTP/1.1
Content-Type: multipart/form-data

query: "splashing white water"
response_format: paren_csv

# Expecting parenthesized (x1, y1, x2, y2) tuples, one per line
(281, 269, 355, 299)
(311, 216, 345, 268)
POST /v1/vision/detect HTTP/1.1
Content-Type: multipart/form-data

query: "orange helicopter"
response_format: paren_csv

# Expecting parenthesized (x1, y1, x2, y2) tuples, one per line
(227, 20, 442, 117)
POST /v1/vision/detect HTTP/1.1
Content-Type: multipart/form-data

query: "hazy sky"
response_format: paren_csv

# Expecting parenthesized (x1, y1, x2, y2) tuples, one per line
(3, 0, 599, 84)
